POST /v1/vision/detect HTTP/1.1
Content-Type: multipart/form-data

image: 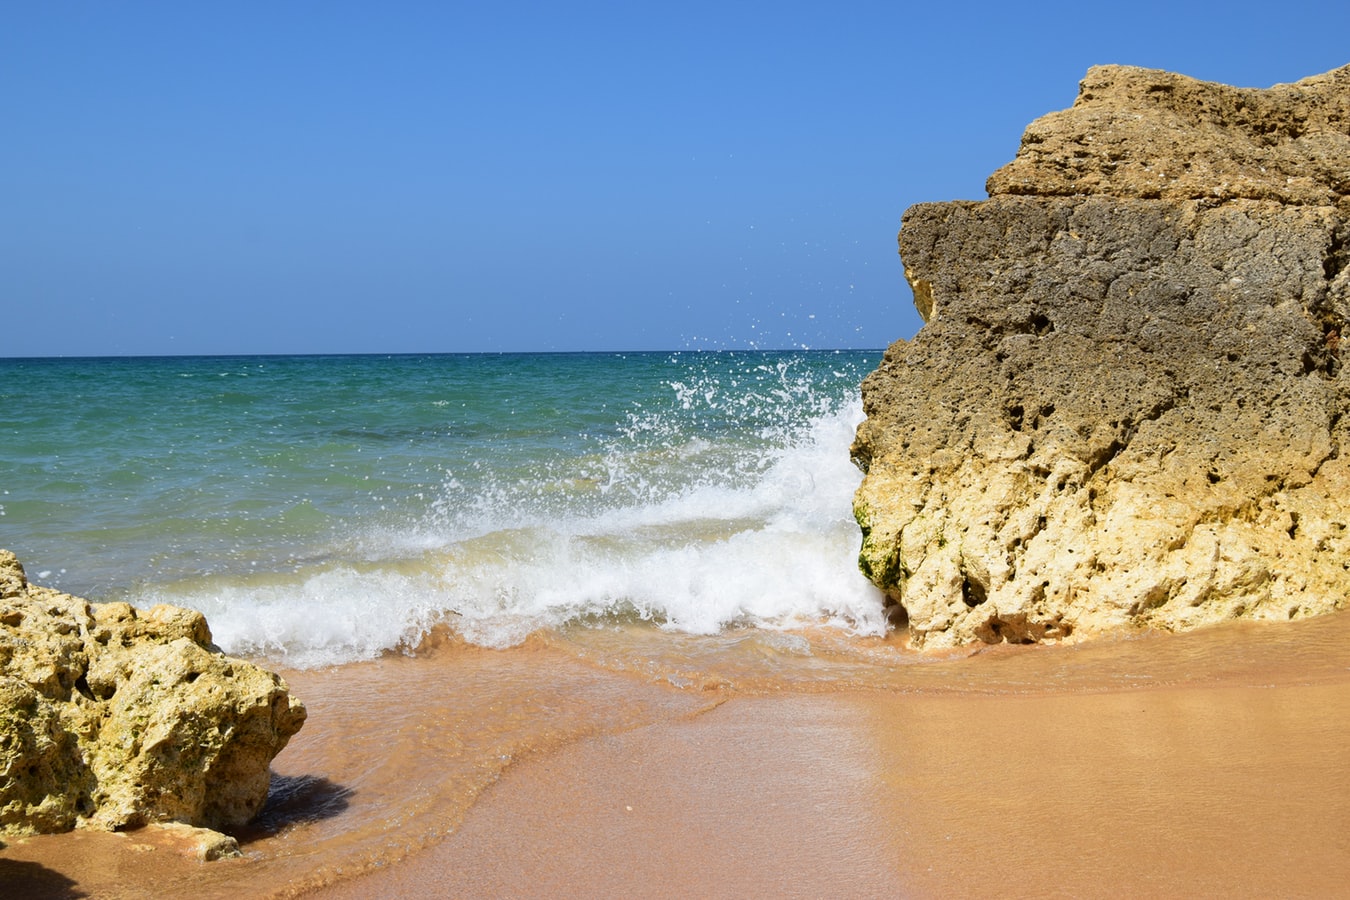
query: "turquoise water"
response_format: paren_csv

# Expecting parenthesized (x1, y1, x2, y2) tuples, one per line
(0, 351, 885, 666)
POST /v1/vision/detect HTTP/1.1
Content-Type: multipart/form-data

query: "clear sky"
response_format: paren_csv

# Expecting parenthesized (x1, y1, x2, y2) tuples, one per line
(4, 2, 1347, 356)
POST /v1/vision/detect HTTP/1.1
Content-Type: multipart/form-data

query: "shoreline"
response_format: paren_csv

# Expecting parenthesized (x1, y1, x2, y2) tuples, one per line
(4, 614, 1350, 897)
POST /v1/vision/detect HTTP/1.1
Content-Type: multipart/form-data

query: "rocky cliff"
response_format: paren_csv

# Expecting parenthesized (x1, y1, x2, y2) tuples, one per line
(853, 64, 1350, 648)
(0, 550, 305, 846)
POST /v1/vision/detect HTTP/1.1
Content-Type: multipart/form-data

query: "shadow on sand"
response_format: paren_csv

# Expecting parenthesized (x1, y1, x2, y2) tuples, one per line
(233, 771, 355, 842)
(0, 858, 87, 899)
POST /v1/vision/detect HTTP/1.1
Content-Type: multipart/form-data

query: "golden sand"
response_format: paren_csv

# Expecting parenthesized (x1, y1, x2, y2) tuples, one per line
(3, 614, 1349, 898)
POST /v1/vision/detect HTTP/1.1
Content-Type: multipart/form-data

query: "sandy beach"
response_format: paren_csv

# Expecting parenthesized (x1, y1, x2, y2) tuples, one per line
(4, 611, 1349, 899)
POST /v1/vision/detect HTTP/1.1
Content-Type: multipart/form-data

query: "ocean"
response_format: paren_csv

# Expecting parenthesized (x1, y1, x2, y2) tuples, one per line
(0, 350, 887, 669)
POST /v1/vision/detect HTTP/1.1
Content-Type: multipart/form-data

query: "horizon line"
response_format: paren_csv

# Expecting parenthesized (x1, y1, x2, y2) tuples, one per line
(0, 346, 888, 363)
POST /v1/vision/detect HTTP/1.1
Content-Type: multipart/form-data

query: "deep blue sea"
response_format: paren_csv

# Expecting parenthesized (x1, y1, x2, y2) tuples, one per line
(0, 351, 886, 667)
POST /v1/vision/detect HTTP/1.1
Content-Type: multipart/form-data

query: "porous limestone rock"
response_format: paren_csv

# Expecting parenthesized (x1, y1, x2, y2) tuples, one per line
(853, 64, 1350, 648)
(0, 549, 306, 837)
(986, 64, 1350, 205)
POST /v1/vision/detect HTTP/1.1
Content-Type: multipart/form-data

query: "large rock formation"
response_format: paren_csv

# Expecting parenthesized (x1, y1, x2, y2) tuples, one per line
(853, 64, 1350, 648)
(0, 549, 305, 840)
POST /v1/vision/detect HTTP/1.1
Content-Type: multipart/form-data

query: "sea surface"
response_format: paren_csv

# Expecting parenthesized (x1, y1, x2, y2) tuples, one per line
(0, 350, 888, 669)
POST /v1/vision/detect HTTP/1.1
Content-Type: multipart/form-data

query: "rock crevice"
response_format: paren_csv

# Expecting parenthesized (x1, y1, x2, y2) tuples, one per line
(854, 64, 1350, 648)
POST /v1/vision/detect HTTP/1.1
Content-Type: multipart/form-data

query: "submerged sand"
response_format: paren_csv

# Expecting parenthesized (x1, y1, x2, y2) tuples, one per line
(3, 614, 1350, 898)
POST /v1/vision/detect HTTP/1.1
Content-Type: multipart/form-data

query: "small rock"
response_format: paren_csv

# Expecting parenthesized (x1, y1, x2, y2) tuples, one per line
(0, 552, 305, 840)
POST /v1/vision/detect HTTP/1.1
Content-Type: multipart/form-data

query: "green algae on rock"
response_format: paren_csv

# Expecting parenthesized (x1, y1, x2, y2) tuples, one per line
(0, 549, 305, 840)
(853, 63, 1350, 648)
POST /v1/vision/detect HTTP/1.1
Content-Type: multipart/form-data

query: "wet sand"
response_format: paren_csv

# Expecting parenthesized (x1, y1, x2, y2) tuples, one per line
(881, 684, 1350, 897)
(322, 682, 1350, 899)
(315, 694, 896, 899)
(4, 614, 1350, 898)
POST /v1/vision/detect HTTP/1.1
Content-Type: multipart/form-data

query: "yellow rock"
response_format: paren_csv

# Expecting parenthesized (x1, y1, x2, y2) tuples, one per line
(854, 65, 1350, 647)
(0, 549, 305, 840)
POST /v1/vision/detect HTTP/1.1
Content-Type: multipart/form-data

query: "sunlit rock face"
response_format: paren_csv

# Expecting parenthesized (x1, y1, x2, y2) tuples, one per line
(0, 549, 306, 837)
(853, 64, 1350, 649)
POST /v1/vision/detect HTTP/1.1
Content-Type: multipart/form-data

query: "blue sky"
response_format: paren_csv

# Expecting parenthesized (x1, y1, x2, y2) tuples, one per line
(4, 2, 1347, 356)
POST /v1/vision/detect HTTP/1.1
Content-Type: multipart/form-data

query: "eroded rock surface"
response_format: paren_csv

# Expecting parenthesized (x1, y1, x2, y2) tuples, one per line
(853, 64, 1350, 648)
(0, 549, 306, 837)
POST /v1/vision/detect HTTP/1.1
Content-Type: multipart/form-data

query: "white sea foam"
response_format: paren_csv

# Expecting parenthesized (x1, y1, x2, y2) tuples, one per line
(135, 368, 887, 668)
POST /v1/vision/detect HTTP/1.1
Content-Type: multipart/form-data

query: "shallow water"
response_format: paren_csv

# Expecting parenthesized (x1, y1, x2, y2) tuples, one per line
(1, 351, 886, 665)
